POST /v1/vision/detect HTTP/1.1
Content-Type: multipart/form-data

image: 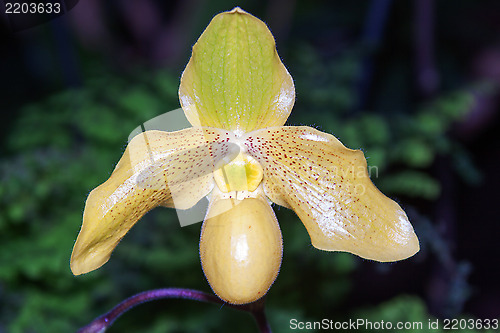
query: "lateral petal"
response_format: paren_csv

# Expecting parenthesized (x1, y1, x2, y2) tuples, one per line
(71, 128, 237, 275)
(244, 126, 419, 262)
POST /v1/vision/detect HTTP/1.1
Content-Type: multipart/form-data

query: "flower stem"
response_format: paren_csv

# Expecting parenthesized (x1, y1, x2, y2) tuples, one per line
(251, 307, 272, 333)
(77, 288, 271, 333)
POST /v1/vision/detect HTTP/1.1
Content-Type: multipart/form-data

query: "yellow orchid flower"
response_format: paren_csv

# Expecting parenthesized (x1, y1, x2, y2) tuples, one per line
(70, 7, 419, 305)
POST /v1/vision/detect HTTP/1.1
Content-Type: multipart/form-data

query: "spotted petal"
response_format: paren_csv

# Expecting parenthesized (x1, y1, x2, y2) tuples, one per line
(71, 128, 237, 275)
(179, 7, 295, 133)
(244, 126, 419, 262)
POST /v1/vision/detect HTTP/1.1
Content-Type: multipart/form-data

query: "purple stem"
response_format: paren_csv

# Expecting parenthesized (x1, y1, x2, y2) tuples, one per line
(77, 288, 271, 333)
(252, 307, 272, 333)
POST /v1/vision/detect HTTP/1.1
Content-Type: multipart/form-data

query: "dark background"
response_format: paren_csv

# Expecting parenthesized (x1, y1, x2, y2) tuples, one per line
(1, 0, 499, 332)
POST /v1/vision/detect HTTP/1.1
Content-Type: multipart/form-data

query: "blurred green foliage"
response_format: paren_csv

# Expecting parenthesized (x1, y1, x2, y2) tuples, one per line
(0, 44, 483, 332)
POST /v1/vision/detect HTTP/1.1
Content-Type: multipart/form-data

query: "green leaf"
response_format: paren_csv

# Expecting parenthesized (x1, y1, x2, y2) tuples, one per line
(380, 171, 440, 200)
(394, 138, 434, 168)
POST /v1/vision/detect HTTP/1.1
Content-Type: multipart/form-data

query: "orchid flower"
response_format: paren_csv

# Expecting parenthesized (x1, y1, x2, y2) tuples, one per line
(70, 7, 419, 305)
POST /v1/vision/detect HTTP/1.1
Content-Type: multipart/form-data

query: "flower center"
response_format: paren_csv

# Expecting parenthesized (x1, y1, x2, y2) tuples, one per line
(213, 153, 263, 192)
